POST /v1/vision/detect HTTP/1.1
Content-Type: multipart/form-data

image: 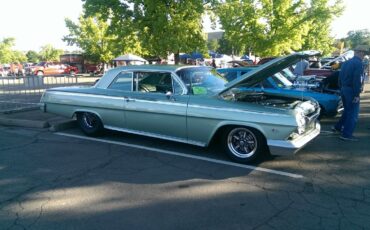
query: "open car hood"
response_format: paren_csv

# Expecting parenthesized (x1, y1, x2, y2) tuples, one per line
(219, 50, 321, 95)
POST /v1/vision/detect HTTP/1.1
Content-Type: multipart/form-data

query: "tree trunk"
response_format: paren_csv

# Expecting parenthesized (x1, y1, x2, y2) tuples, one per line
(174, 51, 180, 65)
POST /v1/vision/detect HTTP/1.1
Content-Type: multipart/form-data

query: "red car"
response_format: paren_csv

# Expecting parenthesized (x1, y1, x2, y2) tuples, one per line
(32, 62, 79, 76)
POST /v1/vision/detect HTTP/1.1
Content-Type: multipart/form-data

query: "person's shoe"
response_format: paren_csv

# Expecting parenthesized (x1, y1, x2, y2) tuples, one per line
(339, 136, 359, 142)
(331, 126, 341, 135)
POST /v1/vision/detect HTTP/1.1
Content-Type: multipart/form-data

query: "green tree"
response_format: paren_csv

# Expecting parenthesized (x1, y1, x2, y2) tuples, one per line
(216, 0, 343, 57)
(133, 0, 207, 63)
(82, 0, 145, 57)
(26, 50, 40, 63)
(216, 0, 309, 57)
(0, 37, 16, 63)
(344, 29, 370, 49)
(301, 0, 344, 55)
(216, 35, 244, 56)
(82, 0, 208, 64)
(207, 39, 219, 52)
(39, 44, 63, 62)
(0, 37, 27, 63)
(64, 15, 116, 65)
(64, 13, 143, 66)
(11, 51, 27, 63)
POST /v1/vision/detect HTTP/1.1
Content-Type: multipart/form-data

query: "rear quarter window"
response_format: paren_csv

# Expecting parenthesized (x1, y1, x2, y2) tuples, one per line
(108, 72, 133, 91)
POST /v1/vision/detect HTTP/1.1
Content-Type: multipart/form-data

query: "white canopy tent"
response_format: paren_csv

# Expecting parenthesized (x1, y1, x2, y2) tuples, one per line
(113, 54, 147, 65)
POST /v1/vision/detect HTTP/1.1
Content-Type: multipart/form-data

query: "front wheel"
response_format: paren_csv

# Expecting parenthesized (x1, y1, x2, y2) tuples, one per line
(222, 127, 265, 163)
(77, 112, 103, 136)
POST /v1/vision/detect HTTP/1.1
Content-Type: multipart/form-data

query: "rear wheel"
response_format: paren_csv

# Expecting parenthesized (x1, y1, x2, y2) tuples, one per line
(70, 70, 76, 76)
(77, 112, 103, 136)
(222, 126, 265, 163)
(37, 71, 43, 76)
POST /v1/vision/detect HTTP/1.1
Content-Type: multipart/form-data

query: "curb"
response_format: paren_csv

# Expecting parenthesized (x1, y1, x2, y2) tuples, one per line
(0, 117, 76, 131)
(0, 117, 50, 129)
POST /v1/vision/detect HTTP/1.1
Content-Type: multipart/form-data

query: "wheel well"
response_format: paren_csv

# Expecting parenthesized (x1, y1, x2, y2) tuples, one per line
(210, 125, 267, 147)
(74, 111, 103, 121)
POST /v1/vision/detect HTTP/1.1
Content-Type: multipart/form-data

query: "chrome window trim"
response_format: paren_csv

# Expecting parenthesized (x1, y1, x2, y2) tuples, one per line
(128, 70, 188, 95)
(108, 71, 134, 91)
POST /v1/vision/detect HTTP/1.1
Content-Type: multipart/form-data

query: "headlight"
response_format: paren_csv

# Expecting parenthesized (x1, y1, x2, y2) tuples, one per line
(295, 111, 306, 134)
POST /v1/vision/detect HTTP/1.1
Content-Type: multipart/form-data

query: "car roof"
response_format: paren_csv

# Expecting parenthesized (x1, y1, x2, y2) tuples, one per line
(95, 65, 210, 89)
(112, 65, 186, 72)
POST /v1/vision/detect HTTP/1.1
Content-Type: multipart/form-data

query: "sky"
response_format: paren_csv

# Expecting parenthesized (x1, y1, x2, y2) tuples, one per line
(0, 0, 369, 52)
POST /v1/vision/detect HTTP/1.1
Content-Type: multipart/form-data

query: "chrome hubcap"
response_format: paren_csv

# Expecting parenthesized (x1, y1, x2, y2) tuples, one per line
(227, 128, 257, 158)
(83, 113, 97, 128)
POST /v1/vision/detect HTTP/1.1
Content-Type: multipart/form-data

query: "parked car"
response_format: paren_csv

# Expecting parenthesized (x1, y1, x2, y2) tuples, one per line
(40, 51, 321, 163)
(0, 65, 10, 77)
(218, 66, 342, 117)
(23, 62, 36, 75)
(302, 50, 355, 89)
(32, 61, 79, 76)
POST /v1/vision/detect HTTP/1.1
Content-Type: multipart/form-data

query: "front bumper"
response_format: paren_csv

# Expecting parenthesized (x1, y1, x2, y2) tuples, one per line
(267, 122, 321, 156)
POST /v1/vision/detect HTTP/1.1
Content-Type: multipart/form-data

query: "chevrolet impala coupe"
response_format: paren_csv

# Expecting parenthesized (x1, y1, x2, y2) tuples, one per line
(40, 51, 321, 163)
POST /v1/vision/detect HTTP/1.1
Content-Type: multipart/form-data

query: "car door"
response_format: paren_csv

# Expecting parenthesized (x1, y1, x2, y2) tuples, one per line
(102, 71, 136, 128)
(125, 71, 189, 142)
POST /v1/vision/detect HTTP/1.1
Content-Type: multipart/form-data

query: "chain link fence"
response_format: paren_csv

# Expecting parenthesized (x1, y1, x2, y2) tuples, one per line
(0, 75, 99, 113)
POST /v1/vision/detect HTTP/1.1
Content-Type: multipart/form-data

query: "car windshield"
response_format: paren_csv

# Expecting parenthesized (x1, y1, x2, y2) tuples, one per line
(280, 68, 296, 81)
(176, 67, 227, 95)
(270, 72, 293, 88)
(36, 62, 46, 66)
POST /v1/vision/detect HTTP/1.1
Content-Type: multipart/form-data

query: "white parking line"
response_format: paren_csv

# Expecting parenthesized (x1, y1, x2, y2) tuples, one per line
(56, 132, 304, 179)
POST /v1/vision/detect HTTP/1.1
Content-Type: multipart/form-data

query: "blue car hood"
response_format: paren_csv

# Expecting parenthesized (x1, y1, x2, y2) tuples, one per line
(219, 50, 321, 95)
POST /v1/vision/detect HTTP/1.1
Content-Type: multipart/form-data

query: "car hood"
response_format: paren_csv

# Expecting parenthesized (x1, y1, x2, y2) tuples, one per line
(219, 50, 321, 95)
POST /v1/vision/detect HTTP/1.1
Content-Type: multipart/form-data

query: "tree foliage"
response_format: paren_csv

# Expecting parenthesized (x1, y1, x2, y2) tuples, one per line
(80, 0, 207, 63)
(65, 0, 345, 60)
(301, 0, 344, 55)
(26, 50, 40, 63)
(64, 15, 117, 64)
(38, 44, 63, 62)
(133, 0, 207, 62)
(66, 1, 144, 64)
(0, 38, 16, 63)
(343, 29, 370, 49)
(216, 0, 343, 57)
(0, 37, 27, 63)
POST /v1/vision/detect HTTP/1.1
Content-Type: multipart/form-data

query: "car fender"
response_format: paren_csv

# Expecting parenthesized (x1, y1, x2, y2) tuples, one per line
(206, 120, 268, 146)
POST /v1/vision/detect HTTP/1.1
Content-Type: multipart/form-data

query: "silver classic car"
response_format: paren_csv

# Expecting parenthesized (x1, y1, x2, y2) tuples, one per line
(40, 51, 321, 163)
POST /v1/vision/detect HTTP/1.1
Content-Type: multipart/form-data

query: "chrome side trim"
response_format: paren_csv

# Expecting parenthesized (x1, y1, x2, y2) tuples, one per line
(267, 122, 320, 156)
(48, 91, 125, 101)
(48, 91, 188, 107)
(104, 125, 207, 147)
(188, 104, 291, 117)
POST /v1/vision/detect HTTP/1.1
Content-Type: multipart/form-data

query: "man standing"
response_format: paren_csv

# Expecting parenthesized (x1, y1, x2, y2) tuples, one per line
(333, 45, 368, 141)
(293, 58, 309, 76)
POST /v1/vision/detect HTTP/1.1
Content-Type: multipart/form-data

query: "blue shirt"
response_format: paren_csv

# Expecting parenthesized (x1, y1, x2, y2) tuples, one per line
(339, 56, 363, 97)
(293, 59, 309, 76)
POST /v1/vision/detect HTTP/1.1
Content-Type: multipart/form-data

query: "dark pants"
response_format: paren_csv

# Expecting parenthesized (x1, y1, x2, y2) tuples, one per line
(335, 87, 360, 138)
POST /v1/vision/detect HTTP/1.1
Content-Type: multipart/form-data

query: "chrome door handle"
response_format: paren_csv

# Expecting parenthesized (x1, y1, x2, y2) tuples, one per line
(124, 97, 135, 102)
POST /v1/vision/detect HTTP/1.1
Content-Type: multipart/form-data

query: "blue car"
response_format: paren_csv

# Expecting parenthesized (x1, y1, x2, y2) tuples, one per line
(217, 67, 342, 117)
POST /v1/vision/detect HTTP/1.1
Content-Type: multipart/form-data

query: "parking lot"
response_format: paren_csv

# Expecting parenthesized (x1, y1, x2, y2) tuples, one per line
(0, 84, 369, 229)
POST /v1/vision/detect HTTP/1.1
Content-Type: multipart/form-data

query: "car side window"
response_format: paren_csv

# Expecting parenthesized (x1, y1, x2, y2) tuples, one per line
(134, 72, 174, 94)
(108, 72, 133, 91)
